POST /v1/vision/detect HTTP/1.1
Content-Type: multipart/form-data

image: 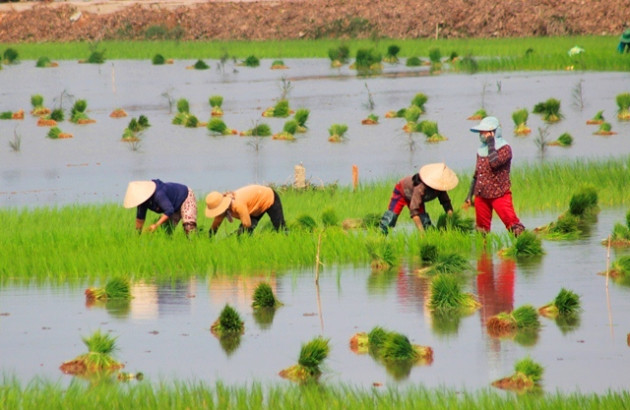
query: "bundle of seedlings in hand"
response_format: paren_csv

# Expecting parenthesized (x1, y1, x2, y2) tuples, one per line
(2, 47, 18, 64)
(616, 92, 630, 120)
(532, 97, 563, 123)
(586, 110, 605, 125)
(109, 108, 127, 118)
(207, 118, 236, 135)
(293, 108, 310, 133)
(270, 59, 288, 69)
(328, 123, 348, 142)
(30, 94, 50, 116)
(279, 336, 330, 383)
(492, 356, 543, 392)
(0, 109, 24, 120)
(85, 278, 132, 301)
(47, 126, 72, 139)
(419, 120, 446, 142)
(499, 231, 544, 257)
(352, 48, 383, 75)
(365, 238, 398, 271)
(60, 329, 124, 375)
(272, 120, 298, 141)
(210, 304, 244, 337)
(361, 113, 379, 125)
(122, 115, 150, 141)
(467, 108, 487, 121)
(428, 274, 480, 314)
(538, 288, 581, 319)
(240, 123, 271, 137)
(512, 108, 531, 135)
(486, 304, 541, 337)
(606, 210, 630, 246)
(252, 282, 282, 309)
(536, 185, 598, 239)
(35, 56, 58, 68)
(436, 211, 474, 232)
(548, 132, 573, 147)
(209, 95, 224, 117)
(70, 99, 95, 124)
(593, 121, 616, 136)
(328, 44, 350, 67)
(383, 44, 401, 63)
(263, 99, 292, 118)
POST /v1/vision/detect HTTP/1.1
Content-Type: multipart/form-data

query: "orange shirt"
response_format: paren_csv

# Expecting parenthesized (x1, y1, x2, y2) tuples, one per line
(211, 185, 275, 230)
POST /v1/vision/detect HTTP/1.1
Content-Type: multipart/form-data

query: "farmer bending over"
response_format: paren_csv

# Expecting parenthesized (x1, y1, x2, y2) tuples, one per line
(123, 179, 197, 236)
(205, 184, 286, 236)
(379, 163, 459, 235)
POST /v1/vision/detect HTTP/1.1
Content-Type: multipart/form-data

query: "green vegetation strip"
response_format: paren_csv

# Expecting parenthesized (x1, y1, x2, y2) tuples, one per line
(1, 377, 629, 409)
(1, 157, 629, 281)
(4, 36, 630, 71)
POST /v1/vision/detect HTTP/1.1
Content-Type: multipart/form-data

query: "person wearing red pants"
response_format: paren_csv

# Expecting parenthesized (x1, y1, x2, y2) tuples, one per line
(464, 116, 525, 236)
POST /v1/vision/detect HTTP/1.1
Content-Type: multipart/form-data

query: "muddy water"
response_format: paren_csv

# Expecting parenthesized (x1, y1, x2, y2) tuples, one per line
(1, 208, 629, 393)
(0, 59, 628, 207)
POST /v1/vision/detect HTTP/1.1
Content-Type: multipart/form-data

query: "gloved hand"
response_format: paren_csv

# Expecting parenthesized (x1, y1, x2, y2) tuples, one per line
(486, 135, 495, 150)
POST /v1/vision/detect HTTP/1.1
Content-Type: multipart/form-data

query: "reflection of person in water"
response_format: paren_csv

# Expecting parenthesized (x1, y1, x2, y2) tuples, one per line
(476, 253, 515, 331)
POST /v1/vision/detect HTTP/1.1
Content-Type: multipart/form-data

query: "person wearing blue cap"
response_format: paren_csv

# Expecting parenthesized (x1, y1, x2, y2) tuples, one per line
(464, 117, 525, 236)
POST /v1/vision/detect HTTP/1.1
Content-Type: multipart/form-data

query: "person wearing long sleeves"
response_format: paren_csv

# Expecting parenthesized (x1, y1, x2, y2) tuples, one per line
(464, 117, 525, 236)
(123, 179, 197, 236)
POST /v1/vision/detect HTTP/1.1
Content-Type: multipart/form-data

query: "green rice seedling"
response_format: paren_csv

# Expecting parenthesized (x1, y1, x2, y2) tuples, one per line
(380, 332, 433, 365)
(548, 132, 573, 147)
(512, 108, 531, 135)
(586, 110, 605, 124)
(70, 99, 94, 124)
(353, 48, 382, 75)
(419, 243, 439, 265)
(279, 336, 330, 383)
(193, 59, 209, 70)
(183, 114, 199, 128)
(607, 210, 630, 246)
(616, 92, 630, 120)
(410, 93, 428, 111)
(47, 126, 72, 139)
(207, 118, 235, 135)
(430, 253, 470, 275)
(272, 120, 298, 141)
(349, 331, 369, 354)
(609, 255, 630, 279)
(252, 282, 281, 309)
(328, 44, 350, 67)
(30, 94, 50, 116)
(35, 56, 57, 68)
(241, 123, 272, 137)
(539, 288, 581, 318)
(321, 208, 339, 227)
(365, 238, 398, 271)
(367, 326, 389, 352)
(499, 230, 544, 257)
(271, 59, 287, 69)
(262, 99, 291, 118)
(293, 108, 310, 132)
(3, 47, 18, 64)
(420, 120, 446, 142)
(85, 278, 131, 301)
(361, 113, 379, 125)
(0, 111, 13, 120)
(152, 54, 166, 65)
(448, 51, 459, 62)
(467, 108, 487, 120)
(532, 97, 563, 122)
(292, 214, 318, 232)
(486, 304, 540, 338)
(569, 185, 598, 217)
(85, 51, 105, 64)
(436, 211, 474, 232)
(60, 329, 123, 375)
(210, 304, 244, 337)
(406, 56, 422, 67)
(428, 48, 442, 64)
(209, 95, 224, 116)
(594, 121, 616, 135)
(492, 356, 543, 392)
(50, 108, 65, 122)
(176, 98, 190, 114)
(384, 44, 401, 63)
(242, 55, 260, 67)
(403, 105, 422, 124)
(328, 123, 348, 142)
(428, 274, 480, 313)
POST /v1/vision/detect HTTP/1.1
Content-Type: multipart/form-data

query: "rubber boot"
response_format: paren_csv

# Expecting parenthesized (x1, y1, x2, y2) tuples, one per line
(419, 213, 433, 230)
(379, 210, 398, 235)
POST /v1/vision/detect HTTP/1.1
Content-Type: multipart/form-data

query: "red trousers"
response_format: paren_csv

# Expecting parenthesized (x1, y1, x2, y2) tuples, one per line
(474, 191, 521, 233)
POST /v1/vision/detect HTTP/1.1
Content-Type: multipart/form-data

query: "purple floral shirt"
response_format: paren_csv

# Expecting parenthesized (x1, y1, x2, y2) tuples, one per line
(473, 144, 512, 199)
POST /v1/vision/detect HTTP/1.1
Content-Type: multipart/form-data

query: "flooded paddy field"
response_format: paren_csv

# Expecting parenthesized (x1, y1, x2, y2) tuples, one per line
(1, 209, 629, 393)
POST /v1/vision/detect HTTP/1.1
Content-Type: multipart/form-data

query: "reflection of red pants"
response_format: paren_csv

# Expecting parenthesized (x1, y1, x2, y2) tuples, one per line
(474, 191, 520, 233)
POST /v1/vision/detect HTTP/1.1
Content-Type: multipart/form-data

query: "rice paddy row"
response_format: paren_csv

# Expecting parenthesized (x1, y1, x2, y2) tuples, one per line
(1, 156, 629, 281)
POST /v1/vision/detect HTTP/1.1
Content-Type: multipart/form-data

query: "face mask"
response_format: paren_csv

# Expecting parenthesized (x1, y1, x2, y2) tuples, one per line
(479, 134, 487, 144)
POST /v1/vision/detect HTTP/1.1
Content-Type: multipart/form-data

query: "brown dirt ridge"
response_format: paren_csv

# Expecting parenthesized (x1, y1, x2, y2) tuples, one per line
(0, 0, 629, 42)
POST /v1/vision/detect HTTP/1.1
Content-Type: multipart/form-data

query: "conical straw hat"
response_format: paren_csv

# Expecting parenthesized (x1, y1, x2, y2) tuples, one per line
(419, 163, 459, 191)
(205, 191, 232, 218)
(123, 180, 156, 208)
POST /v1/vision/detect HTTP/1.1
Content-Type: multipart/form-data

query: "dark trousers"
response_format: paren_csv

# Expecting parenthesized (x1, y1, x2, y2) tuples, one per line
(242, 190, 286, 233)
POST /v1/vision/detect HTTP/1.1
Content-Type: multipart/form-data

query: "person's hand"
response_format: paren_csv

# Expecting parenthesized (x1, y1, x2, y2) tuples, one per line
(462, 199, 473, 210)
(147, 223, 158, 233)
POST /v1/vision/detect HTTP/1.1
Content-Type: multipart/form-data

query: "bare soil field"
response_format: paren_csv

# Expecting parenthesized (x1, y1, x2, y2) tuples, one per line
(0, 0, 629, 42)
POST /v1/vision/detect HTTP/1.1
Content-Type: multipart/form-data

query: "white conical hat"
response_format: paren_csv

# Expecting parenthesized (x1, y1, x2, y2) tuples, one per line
(419, 163, 459, 191)
(123, 180, 156, 208)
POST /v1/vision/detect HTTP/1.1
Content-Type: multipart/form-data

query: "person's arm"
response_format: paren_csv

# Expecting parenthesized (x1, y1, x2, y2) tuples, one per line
(147, 214, 169, 233)
(464, 176, 476, 209)
(412, 215, 425, 232)
(209, 214, 225, 236)
(486, 134, 512, 169)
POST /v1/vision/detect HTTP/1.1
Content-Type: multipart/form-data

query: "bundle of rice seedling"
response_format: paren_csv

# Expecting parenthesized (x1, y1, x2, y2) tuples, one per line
(328, 123, 348, 142)
(594, 121, 616, 135)
(47, 126, 72, 139)
(361, 113, 379, 125)
(85, 278, 131, 301)
(209, 95, 224, 116)
(380, 332, 432, 364)
(272, 120, 298, 141)
(420, 120, 446, 142)
(30, 94, 50, 116)
(532, 98, 563, 122)
(3, 48, 18, 64)
(500, 231, 544, 257)
(211, 304, 244, 337)
(539, 288, 581, 318)
(70, 99, 94, 124)
(292, 214, 318, 232)
(428, 274, 480, 313)
(548, 132, 573, 147)
(262, 99, 291, 118)
(191, 59, 209, 70)
(512, 108, 531, 135)
(406, 56, 422, 67)
(152, 54, 166, 65)
(609, 255, 630, 278)
(293, 108, 310, 132)
(353, 48, 382, 74)
(436, 211, 474, 232)
(279, 336, 330, 383)
(586, 110, 605, 125)
(467, 108, 487, 121)
(568, 185, 598, 217)
(383, 44, 401, 63)
(321, 208, 339, 227)
(60, 330, 123, 375)
(349, 331, 369, 354)
(176, 98, 190, 114)
(241, 123, 272, 137)
(35, 56, 58, 68)
(486, 304, 540, 337)
(109, 108, 127, 118)
(606, 210, 630, 246)
(365, 238, 398, 271)
(403, 105, 422, 125)
(243, 55, 260, 67)
(492, 356, 543, 392)
(616, 92, 630, 120)
(328, 45, 350, 67)
(270, 59, 288, 69)
(252, 282, 281, 309)
(410, 93, 428, 112)
(207, 118, 236, 135)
